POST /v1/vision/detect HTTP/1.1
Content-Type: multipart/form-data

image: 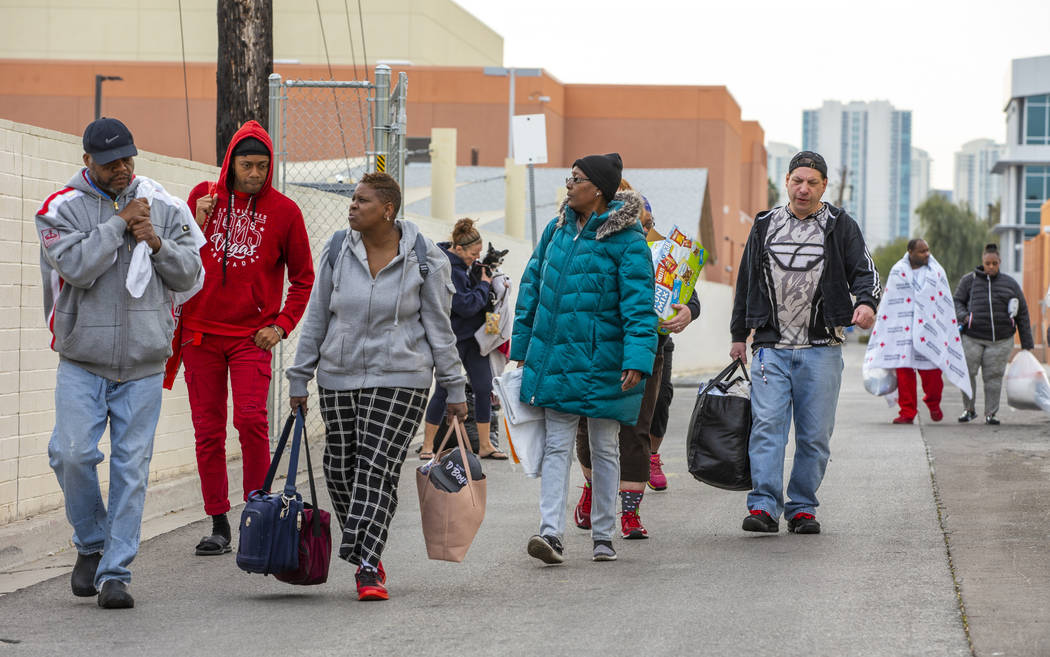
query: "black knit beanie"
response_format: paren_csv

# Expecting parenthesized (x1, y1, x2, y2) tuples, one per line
(232, 137, 269, 158)
(573, 153, 623, 202)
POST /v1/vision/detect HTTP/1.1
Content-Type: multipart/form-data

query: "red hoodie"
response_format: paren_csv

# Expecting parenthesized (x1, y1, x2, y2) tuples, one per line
(181, 121, 314, 338)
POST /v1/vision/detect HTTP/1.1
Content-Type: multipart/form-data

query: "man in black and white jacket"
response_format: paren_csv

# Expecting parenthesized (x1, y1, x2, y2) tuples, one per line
(729, 150, 881, 536)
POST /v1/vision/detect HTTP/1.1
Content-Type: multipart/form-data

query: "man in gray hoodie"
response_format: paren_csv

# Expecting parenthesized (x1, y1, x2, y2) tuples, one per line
(36, 118, 202, 609)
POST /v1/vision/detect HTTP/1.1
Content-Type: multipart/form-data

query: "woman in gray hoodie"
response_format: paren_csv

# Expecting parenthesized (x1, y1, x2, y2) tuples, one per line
(286, 172, 466, 601)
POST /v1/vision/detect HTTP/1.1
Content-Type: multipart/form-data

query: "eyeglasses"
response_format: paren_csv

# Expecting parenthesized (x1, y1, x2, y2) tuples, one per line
(565, 176, 590, 186)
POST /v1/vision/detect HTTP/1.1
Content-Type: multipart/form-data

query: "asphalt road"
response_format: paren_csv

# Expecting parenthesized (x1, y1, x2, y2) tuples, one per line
(5, 340, 1047, 656)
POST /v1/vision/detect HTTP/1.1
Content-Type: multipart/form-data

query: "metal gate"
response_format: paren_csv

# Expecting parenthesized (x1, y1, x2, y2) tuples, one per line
(266, 65, 408, 440)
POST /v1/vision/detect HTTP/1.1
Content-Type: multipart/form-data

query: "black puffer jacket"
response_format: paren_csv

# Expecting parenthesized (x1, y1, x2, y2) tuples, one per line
(953, 267, 1034, 349)
(730, 203, 881, 346)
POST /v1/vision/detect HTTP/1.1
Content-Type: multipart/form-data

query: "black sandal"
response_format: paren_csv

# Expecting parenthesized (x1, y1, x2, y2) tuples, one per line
(194, 534, 231, 556)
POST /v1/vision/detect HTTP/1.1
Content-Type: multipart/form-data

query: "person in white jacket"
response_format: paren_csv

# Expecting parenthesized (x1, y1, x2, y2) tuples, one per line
(864, 238, 971, 424)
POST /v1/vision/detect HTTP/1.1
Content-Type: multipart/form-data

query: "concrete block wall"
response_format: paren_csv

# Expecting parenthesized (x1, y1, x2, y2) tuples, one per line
(0, 119, 223, 525)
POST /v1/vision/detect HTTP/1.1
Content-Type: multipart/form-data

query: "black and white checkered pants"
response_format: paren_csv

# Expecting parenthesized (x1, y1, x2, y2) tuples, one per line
(318, 386, 429, 566)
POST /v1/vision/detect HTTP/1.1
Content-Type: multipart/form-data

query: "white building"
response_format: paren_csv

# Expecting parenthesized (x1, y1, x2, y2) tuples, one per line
(991, 55, 1050, 279)
(954, 138, 1005, 221)
(910, 147, 932, 230)
(766, 141, 798, 206)
(802, 100, 912, 249)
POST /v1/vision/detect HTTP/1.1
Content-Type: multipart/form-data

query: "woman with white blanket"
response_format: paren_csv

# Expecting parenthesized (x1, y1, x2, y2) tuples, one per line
(864, 239, 971, 424)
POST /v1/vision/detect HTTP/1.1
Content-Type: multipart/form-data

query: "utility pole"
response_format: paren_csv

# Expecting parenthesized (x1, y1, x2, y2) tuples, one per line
(835, 165, 849, 207)
(216, 0, 273, 166)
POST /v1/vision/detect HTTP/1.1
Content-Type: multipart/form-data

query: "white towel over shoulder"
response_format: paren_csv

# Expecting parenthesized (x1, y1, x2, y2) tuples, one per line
(125, 177, 206, 301)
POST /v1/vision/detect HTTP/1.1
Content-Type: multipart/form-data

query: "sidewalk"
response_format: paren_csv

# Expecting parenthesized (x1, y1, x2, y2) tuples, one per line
(0, 340, 1045, 656)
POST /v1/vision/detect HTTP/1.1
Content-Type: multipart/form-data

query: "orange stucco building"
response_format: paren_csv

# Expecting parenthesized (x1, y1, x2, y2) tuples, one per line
(0, 59, 766, 284)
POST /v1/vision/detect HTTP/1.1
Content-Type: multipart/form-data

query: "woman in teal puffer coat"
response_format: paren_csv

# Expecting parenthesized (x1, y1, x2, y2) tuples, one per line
(510, 152, 657, 565)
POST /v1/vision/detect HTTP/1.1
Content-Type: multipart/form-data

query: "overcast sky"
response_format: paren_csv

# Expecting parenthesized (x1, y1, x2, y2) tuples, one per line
(453, 0, 1050, 189)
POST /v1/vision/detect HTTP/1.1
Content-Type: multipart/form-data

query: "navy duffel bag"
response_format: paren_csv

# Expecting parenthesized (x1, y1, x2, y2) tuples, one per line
(236, 410, 306, 575)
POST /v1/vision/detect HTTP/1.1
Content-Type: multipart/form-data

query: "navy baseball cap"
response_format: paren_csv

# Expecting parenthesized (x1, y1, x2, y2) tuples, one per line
(83, 118, 137, 165)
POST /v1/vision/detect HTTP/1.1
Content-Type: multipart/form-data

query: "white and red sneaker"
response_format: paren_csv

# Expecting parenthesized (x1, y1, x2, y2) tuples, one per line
(574, 484, 592, 530)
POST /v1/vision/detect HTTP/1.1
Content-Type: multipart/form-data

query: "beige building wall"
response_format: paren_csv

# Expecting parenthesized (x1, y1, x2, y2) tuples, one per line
(0, 0, 501, 67)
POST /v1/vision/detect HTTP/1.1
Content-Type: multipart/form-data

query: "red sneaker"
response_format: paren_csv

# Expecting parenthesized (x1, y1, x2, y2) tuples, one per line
(892, 415, 914, 424)
(620, 510, 649, 539)
(647, 453, 668, 491)
(929, 406, 944, 422)
(574, 484, 592, 530)
(356, 566, 388, 601)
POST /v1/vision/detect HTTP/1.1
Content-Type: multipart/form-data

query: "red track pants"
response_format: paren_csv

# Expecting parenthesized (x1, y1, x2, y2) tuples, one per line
(895, 368, 943, 420)
(183, 333, 272, 516)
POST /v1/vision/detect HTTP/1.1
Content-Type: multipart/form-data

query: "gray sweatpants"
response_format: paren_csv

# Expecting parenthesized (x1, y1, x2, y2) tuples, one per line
(961, 335, 1014, 417)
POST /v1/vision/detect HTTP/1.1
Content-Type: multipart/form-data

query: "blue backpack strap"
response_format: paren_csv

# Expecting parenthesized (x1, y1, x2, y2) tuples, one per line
(329, 229, 429, 279)
(327, 229, 347, 271)
(414, 233, 430, 280)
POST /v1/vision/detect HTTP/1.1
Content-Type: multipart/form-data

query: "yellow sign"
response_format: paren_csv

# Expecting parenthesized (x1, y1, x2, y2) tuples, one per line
(376, 155, 386, 172)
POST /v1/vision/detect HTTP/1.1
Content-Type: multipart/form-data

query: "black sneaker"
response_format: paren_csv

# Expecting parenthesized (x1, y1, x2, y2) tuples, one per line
(742, 509, 779, 533)
(527, 534, 564, 564)
(787, 512, 821, 534)
(97, 580, 134, 609)
(71, 552, 102, 597)
(985, 415, 1000, 425)
(957, 410, 977, 423)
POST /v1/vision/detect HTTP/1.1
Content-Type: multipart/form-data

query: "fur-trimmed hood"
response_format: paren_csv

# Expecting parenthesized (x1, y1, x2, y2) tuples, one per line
(556, 189, 644, 240)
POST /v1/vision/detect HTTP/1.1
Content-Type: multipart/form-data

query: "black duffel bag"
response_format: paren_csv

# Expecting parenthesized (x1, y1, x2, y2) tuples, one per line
(686, 359, 752, 491)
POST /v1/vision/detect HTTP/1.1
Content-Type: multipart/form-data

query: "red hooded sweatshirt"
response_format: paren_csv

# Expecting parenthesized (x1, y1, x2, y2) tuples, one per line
(181, 121, 314, 338)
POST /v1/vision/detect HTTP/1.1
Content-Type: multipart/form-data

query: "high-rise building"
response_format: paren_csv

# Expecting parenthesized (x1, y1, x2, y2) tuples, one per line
(766, 141, 798, 207)
(954, 138, 1004, 221)
(991, 54, 1050, 278)
(910, 147, 932, 230)
(801, 100, 912, 248)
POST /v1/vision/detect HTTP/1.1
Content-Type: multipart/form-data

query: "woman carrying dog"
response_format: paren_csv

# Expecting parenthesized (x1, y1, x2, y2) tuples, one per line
(421, 218, 508, 460)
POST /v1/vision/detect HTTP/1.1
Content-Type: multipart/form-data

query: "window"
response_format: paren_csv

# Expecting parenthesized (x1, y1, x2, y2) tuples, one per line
(1025, 94, 1050, 145)
(1022, 165, 1050, 227)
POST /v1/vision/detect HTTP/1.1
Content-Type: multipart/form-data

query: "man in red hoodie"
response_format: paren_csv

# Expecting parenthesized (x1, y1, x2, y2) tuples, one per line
(176, 121, 314, 555)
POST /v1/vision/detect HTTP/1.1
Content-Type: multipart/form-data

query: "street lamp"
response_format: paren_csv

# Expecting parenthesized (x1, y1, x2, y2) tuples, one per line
(483, 67, 541, 159)
(94, 75, 123, 120)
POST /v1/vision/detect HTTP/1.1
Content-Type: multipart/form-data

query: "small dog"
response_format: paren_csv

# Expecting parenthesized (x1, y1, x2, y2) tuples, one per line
(472, 242, 509, 310)
(479, 242, 509, 272)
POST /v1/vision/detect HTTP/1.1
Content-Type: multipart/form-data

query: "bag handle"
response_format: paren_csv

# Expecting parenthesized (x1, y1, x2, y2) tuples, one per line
(421, 416, 480, 508)
(282, 408, 305, 496)
(299, 421, 324, 537)
(698, 358, 749, 397)
(260, 413, 296, 493)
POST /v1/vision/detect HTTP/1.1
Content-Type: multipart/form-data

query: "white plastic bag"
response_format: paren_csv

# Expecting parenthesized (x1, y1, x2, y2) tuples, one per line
(863, 365, 897, 397)
(1005, 351, 1050, 414)
(491, 368, 545, 477)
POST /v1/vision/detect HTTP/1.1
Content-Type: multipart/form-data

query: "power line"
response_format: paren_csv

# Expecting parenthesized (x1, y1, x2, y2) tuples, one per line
(315, 0, 352, 175)
(177, 0, 193, 160)
(343, 0, 369, 160)
(357, 0, 369, 81)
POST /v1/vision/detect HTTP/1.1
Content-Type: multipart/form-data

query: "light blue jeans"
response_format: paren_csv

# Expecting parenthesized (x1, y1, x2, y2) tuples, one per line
(747, 346, 843, 520)
(539, 409, 620, 542)
(48, 360, 162, 587)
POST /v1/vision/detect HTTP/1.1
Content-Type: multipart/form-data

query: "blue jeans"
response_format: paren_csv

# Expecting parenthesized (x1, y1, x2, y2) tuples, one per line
(539, 409, 620, 542)
(48, 361, 162, 587)
(747, 346, 843, 520)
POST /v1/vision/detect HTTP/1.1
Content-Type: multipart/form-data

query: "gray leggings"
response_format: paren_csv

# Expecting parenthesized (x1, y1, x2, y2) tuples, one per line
(961, 335, 1014, 416)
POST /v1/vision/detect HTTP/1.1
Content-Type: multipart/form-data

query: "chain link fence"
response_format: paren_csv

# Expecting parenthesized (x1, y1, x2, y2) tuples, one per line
(266, 66, 407, 440)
